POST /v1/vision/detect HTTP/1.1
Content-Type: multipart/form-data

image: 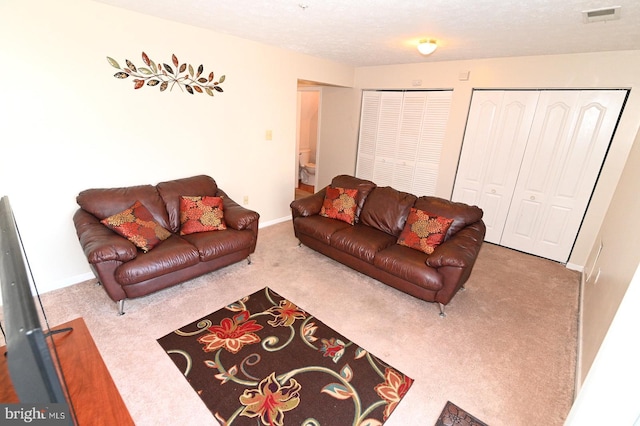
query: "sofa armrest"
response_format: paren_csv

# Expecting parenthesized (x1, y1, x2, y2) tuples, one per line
(290, 187, 327, 218)
(426, 220, 486, 268)
(217, 190, 260, 230)
(73, 209, 138, 264)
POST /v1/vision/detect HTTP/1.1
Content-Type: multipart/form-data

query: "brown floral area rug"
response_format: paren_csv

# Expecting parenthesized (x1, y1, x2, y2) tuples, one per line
(157, 287, 413, 425)
(435, 401, 488, 426)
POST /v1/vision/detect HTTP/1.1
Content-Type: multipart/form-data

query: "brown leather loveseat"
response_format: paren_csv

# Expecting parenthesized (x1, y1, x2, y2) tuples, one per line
(290, 175, 485, 316)
(73, 175, 259, 315)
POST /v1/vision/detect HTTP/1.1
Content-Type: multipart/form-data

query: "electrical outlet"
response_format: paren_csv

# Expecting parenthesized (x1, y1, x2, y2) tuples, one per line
(243, 195, 249, 205)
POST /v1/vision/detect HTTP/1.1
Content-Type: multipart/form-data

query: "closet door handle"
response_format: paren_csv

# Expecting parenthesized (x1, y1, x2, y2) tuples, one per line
(491, 189, 496, 194)
(530, 195, 536, 200)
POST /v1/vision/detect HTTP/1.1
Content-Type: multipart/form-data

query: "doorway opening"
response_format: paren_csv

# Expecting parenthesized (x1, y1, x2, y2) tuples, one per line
(295, 87, 320, 199)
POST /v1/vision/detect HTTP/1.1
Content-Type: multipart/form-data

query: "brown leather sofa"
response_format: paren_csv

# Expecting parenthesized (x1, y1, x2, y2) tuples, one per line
(73, 175, 259, 315)
(290, 175, 485, 316)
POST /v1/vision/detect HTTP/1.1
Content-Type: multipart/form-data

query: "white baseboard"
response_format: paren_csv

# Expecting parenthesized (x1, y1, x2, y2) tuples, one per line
(574, 270, 586, 398)
(566, 262, 584, 272)
(40, 272, 95, 295)
(56, 272, 95, 287)
(259, 216, 291, 228)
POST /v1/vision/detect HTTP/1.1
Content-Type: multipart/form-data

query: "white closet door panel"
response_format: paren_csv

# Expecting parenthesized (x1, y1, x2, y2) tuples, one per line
(355, 91, 381, 180)
(502, 90, 627, 262)
(414, 91, 452, 196)
(393, 161, 415, 193)
(509, 197, 542, 239)
(540, 205, 572, 245)
(412, 164, 439, 197)
(397, 92, 426, 161)
(357, 157, 375, 181)
(374, 93, 403, 159)
(452, 90, 539, 243)
(519, 91, 580, 195)
(373, 157, 394, 186)
(358, 92, 381, 157)
(371, 93, 403, 187)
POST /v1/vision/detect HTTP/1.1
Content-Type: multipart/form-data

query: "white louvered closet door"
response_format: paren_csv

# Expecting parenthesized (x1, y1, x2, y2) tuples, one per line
(413, 91, 455, 196)
(372, 92, 403, 188)
(355, 90, 452, 196)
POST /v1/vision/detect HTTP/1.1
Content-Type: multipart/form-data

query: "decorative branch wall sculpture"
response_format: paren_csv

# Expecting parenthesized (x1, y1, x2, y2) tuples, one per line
(107, 52, 225, 96)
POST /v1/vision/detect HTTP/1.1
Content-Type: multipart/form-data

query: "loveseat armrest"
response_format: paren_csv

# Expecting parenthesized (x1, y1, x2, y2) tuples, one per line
(426, 220, 486, 269)
(290, 187, 327, 218)
(217, 190, 260, 230)
(73, 209, 138, 264)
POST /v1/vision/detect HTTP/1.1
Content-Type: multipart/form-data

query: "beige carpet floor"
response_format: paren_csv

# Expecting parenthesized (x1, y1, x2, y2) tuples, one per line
(2, 220, 580, 425)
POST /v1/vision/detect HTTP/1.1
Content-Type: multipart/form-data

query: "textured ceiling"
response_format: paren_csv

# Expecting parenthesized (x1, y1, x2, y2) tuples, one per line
(94, 0, 640, 67)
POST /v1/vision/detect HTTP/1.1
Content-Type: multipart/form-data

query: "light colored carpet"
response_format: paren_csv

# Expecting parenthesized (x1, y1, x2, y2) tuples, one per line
(4, 220, 580, 425)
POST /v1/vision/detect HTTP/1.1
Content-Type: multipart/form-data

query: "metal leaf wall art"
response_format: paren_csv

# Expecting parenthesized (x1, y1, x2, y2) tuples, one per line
(107, 52, 225, 97)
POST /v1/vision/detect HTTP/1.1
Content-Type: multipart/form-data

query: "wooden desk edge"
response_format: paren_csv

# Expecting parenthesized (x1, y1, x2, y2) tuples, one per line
(1, 317, 134, 426)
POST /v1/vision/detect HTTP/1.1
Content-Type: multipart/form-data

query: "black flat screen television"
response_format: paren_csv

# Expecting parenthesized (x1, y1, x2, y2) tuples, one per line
(0, 195, 69, 405)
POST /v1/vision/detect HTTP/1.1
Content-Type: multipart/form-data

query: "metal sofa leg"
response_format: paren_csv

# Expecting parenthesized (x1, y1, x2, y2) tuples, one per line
(247, 255, 252, 265)
(117, 300, 125, 316)
(438, 303, 446, 318)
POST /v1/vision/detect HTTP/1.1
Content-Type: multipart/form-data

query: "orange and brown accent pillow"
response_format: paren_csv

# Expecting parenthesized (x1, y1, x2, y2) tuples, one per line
(397, 208, 453, 254)
(319, 186, 358, 225)
(179, 196, 227, 235)
(100, 200, 171, 252)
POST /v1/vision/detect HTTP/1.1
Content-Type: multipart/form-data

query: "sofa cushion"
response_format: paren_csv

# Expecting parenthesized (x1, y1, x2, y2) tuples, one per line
(100, 201, 171, 253)
(330, 175, 377, 222)
(396, 208, 453, 254)
(373, 244, 443, 291)
(320, 186, 358, 225)
(156, 175, 219, 233)
(359, 186, 417, 236)
(77, 184, 170, 229)
(179, 196, 227, 235)
(330, 224, 397, 264)
(293, 215, 351, 245)
(114, 235, 201, 285)
(182, 228, 257, 262)
(413, 196, 483, 240)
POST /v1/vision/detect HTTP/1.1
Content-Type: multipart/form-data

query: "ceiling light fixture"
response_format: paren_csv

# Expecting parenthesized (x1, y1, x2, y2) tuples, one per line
(417, 39, 438, 56)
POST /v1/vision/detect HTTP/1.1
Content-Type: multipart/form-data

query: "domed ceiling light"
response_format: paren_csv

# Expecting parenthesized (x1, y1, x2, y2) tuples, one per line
(417, 39, 438, 56)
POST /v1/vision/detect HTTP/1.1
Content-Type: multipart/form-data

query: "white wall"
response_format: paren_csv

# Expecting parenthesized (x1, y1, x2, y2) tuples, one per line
(298, 91, 319, 163)
(577, 127, 640, 384)
(353, 51, 640, 268)
(0, 0, 354, 293)
(316, 86, 362, 190)
(565, 261, 640, 425)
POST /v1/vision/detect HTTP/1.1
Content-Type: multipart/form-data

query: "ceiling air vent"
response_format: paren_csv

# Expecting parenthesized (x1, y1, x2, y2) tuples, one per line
(582, 6, 621, 23)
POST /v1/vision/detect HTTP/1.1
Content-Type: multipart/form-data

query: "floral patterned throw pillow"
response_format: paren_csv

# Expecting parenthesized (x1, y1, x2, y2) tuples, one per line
(397, 208, 453, 254)
(319, 186, 358, 225)
(179, 196, 227, 235)
(100, 200, 171, 252)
